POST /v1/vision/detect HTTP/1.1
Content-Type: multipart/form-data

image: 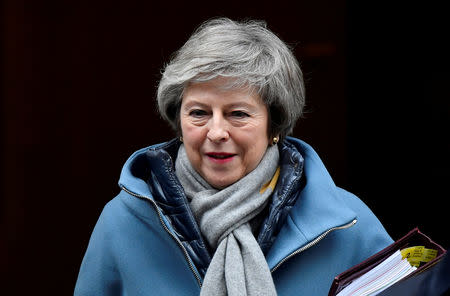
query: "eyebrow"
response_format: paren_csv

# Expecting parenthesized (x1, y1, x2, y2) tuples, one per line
(182, 100, 259, 111)
(227, 102, 258, 109)
(181, 100, 208, 110)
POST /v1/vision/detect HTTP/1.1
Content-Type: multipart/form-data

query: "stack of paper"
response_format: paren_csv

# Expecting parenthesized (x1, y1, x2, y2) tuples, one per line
(336, 250, 417, 296)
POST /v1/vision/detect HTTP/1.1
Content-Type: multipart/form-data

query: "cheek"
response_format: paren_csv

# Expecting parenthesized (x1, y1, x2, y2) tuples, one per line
(181, 126, 203, 170)
(182, 125, 203, 144)
(241, 122, 269, 147)
(181, 124, 207, 163)
(239, 131, 269, 167)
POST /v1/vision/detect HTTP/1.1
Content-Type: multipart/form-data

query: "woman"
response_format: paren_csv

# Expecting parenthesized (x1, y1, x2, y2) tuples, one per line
(75, 18, 392, 295)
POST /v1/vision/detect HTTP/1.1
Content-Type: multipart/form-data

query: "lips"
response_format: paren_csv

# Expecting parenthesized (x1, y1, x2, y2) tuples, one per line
(206, 152, 235, 159)
(205, 152, 236, 163)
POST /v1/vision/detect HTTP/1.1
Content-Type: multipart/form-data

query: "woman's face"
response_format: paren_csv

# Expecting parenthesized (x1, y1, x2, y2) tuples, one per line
(180, 78, 270, 189)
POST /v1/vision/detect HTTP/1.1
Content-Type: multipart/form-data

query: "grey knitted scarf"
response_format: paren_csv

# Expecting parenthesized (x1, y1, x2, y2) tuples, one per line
(175, 144, 279, 296)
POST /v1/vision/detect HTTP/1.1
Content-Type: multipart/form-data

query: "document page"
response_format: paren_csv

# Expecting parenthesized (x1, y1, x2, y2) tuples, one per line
(336, 250, 417, 296)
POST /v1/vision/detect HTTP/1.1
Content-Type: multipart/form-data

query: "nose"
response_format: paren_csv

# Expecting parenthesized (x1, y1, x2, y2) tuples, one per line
(207, 114, 229, 143)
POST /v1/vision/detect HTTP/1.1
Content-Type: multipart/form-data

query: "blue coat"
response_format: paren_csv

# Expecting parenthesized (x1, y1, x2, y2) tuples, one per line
(75, 137, 393, 295)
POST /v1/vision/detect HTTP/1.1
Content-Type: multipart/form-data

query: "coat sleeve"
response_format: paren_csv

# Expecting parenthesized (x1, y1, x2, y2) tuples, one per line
(74, 204, 122, 296)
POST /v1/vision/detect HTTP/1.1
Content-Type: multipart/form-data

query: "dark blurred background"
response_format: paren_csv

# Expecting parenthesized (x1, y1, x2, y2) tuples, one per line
(1, 0, 448, 294)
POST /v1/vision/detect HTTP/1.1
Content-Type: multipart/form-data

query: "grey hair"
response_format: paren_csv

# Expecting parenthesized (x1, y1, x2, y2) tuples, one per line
(157, 17, 305, 139)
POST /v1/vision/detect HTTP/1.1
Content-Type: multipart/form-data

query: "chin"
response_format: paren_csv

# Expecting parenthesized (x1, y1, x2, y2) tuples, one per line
(207, 177, 236, 190)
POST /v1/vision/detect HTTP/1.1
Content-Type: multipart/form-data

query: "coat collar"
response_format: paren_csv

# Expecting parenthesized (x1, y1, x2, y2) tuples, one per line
(118, 139, 179, 200)
(266, 137, 357, 270)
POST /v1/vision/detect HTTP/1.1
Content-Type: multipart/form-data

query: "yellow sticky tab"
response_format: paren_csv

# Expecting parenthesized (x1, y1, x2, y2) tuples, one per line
(423, 248, 438, 261)
(260, 167, 280, 194)
(401, 246, 438, 267)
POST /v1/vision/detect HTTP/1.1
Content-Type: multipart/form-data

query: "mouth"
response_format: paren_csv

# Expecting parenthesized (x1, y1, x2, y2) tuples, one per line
(205, 152, 236, 163)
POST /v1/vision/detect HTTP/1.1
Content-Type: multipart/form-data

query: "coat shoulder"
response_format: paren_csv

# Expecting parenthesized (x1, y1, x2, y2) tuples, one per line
(336, 187, 393, 259)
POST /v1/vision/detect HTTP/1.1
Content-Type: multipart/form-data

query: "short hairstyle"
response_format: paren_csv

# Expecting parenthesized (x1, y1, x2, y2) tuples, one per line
(157, 17, 305, 139)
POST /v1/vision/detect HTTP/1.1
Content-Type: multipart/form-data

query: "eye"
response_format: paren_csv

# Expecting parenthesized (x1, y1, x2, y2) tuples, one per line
(230, 111, 249, 118)
(189, 109, 207, 118)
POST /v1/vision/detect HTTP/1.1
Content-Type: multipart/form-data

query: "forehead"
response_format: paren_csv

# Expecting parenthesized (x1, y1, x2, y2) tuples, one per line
(182, 78, 263, 107)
